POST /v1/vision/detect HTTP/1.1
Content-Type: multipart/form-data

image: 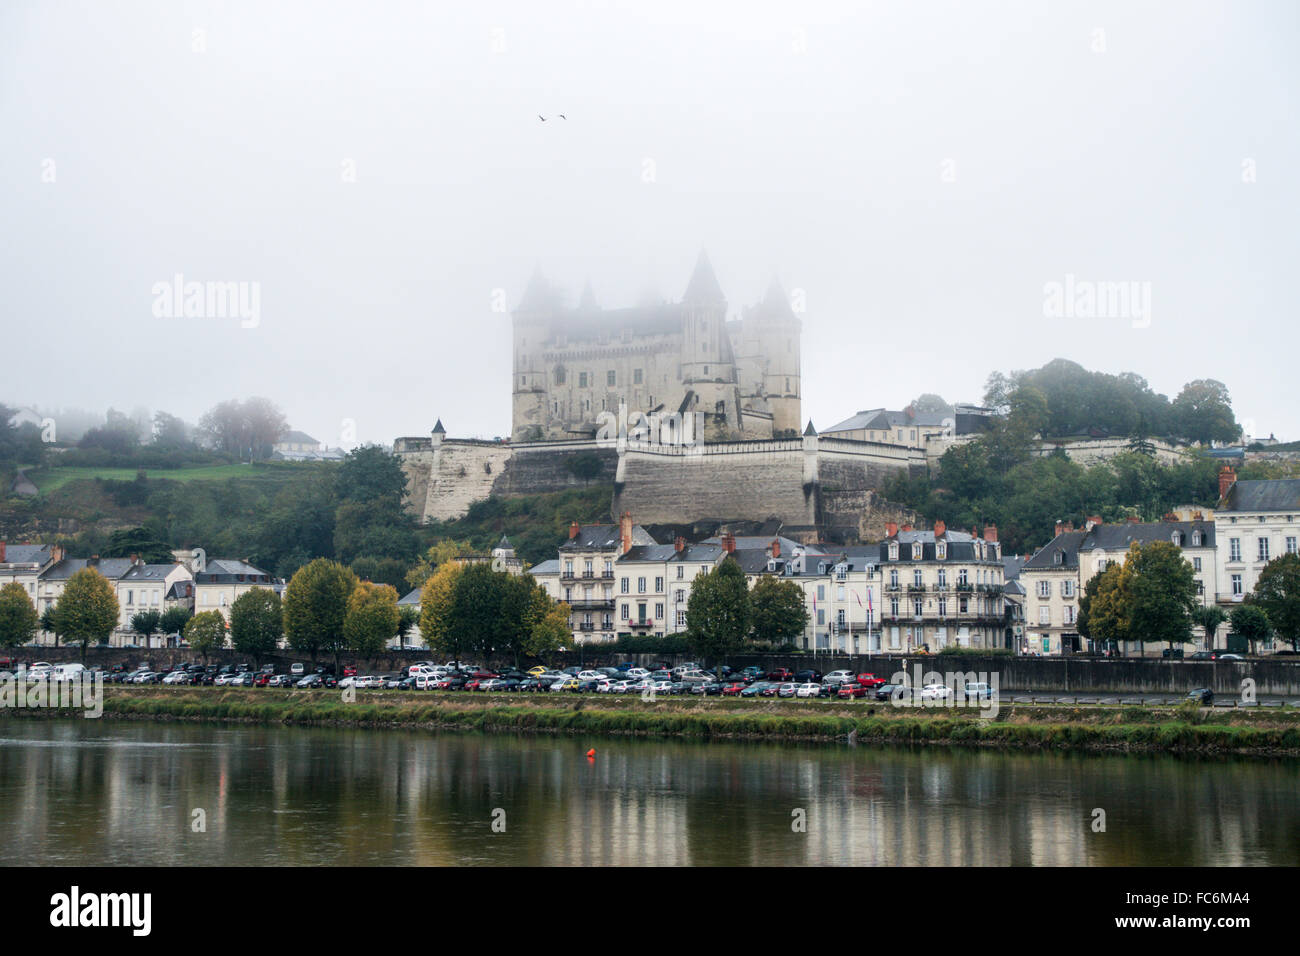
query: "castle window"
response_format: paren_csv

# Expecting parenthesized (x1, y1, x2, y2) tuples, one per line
(703, 366, 709, 376)
(553, 365, 566, 385)
(607, 370, 616, 386)
(634, 368, 643, 385)
(579, 372, 588, 388)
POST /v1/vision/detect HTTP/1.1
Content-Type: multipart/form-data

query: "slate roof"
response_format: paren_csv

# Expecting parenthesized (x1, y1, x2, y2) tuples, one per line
(559, 524, 657, 551)
(40, 558, 136, 581)
(121, 563, 184, 582)
(194, 559, 274, 583)
(823, 407, 951, 434)
(1220, 479, 1300, 513)
(277, 430, 318, 445)
(619, 544, 680, 563)
(700, 535, 821, 555)
(1002, 555, 1026, 582)
(1023, 532, 1086, 570)
(397, 588, 423, 606)
(1, 544, 52, 566)
(669, 543, 726, 564)
(529, 559, 560, 575)
(1078, 521, 1215, 551)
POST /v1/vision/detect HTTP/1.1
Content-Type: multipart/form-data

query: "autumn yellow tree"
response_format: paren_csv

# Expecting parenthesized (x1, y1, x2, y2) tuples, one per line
(343, 581, 401, 656)
(418, 561, 465, 661)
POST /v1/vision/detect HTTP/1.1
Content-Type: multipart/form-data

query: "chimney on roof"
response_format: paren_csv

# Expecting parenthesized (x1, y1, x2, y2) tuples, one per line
(771, 539, 781, 558)
(721, 532, 736, 554)
(901, 523, 913, 533)
(933, 519, 946, 538)
(0, 542, 5, 563)
(1218, 464, 1237, 499)
(569, 521, 580, 540)
(89, 555, 99, 566)
(51, 545, 64, 565)
(1162, 512, 1179, 523)
(1192, 511, 1204, 521)
(1085, 516, 1102, 531)
(885, 522, 898, 537)
(675, 535, 686, 553)
(983, 524, 997, 543)
(1054, 521, 1063, 537)
(619, 512, 633, 555)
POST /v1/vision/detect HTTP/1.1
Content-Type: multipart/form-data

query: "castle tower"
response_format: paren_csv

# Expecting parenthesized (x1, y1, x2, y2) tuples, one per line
(753, 277, 802, 435)
(512, 268, 556, 441)
(679, 250, 738, 430)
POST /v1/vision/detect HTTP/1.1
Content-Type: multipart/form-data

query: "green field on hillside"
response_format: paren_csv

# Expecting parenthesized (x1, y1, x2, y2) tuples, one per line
(24, 462, 323, 495)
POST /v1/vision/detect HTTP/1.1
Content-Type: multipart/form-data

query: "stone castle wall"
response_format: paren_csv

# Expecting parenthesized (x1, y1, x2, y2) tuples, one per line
(398, 432, 923, 537)
(612, 441, 815, 527)
(397, 438, 618, 524)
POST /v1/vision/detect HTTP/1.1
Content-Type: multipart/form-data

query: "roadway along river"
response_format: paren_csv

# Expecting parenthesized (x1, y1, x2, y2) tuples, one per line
(1, 719, 1297, 866)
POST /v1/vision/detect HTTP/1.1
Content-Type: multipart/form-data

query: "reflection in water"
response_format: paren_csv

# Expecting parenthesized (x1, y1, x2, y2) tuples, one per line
(0, 720, 1296, 866)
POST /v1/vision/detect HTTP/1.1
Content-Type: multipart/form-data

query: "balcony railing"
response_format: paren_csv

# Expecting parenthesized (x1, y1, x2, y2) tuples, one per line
(567, 598, 615, 610)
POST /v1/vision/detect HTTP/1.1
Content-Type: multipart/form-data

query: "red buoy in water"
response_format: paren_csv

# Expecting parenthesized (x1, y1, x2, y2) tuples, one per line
(586, 748, 596, 758)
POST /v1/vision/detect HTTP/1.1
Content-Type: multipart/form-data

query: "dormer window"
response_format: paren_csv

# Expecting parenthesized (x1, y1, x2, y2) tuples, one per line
(1171, 531, 1184, 546)
(936, 543, 946, 560)
(1053, 551, 1063, 566)
(1191, 531, 1202, 546)
(911, 543, 922, 560)
(888, 543, 899, 561)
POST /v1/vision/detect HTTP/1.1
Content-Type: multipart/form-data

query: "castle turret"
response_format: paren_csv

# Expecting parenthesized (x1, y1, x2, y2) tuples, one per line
(736, 276, 802, 435)
(680, 249, 731, 384)
(512, 268, 557, 441)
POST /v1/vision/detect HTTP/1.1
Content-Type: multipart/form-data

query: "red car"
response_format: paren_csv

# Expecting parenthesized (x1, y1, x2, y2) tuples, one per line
(837, 683, 868, 699)
(766, 668, 795, 682)
(855, 673, 887, 690)
(721, 682, 746, 696)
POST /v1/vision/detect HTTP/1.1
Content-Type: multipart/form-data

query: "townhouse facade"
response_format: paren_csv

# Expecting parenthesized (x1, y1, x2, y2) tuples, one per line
(531, 514, 658, 644)
(193, 558, 281, 620)
(875, 522, 1007, 652)
(1024, 515, 1223, 655)
(1214, 471, 1300, 615)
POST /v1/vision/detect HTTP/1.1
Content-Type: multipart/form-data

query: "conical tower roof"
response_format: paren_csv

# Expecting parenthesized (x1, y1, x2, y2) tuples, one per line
(760, 276, 797, 318)
(517, 268, 556, 312)
(578, 279, 598, 311)
(681, 249, 726, 304)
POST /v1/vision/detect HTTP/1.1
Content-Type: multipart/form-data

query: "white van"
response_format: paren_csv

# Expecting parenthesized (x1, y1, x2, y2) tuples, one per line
(52, 663, 86, 682)
(291, 662, 305, 676)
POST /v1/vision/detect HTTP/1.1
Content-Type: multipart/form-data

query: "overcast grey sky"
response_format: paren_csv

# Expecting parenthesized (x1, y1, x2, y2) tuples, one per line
(3, 0, 1296, 446)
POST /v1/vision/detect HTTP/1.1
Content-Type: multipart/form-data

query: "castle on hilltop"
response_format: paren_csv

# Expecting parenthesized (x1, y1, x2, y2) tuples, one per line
(510, 250, 802, 442)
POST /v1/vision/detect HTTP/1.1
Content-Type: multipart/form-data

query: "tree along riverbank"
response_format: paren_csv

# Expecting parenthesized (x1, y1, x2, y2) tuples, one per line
(5, 687, 1300, 756)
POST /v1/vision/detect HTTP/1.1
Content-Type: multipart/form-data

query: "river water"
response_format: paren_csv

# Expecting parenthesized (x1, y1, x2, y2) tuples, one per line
(0, 719, 1295, 866)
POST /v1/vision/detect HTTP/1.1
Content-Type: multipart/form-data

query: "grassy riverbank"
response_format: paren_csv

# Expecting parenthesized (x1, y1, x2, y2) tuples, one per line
(6, 687, 1300, 756)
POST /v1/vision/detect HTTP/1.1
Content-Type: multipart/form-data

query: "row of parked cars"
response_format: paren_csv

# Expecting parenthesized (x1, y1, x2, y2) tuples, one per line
(388, 662, 986, 700)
